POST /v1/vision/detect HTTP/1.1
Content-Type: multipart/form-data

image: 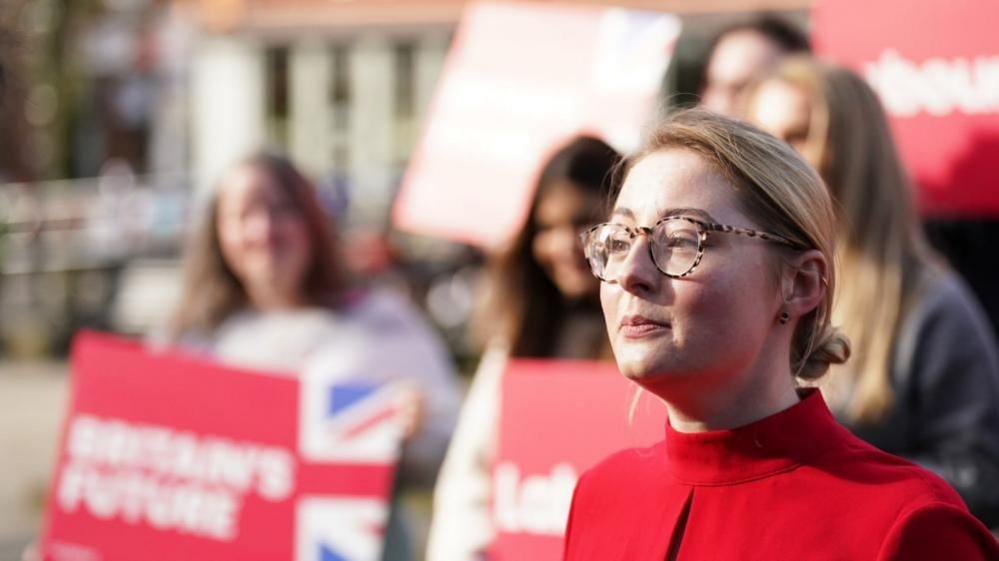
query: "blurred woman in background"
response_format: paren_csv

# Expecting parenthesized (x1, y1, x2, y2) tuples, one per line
(743, 57, 999, 527)
(426, 135, 621, 561)
(165, 152, 461, 560)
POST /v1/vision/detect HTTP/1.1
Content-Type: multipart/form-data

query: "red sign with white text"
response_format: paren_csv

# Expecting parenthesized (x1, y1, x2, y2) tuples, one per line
(40, 332, 402, 561)
(492, 360, 666, 560)
(812, 0, 999, 217)
(393, 1, 680, 247)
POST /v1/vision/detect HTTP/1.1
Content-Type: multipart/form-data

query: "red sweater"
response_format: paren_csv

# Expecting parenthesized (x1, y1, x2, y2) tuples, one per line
(563, 390, 999, 560)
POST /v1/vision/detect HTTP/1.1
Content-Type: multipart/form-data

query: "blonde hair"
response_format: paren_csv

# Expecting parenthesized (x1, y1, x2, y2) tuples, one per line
(748, 57, 940, 423)
(626, 108, 850, 381)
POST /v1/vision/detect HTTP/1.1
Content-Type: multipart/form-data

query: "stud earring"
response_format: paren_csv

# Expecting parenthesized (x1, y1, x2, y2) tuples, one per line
(779, 312, 790, 324)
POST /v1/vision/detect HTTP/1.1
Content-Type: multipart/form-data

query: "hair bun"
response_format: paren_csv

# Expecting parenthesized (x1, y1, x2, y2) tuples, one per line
(796, 327, 851, 381)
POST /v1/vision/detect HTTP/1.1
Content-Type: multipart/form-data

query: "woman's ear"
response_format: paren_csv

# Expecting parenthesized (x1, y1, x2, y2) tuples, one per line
(779, 249, 828, 322)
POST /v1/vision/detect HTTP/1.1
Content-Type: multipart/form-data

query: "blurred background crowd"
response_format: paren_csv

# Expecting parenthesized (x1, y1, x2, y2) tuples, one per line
(1, 1, 997, 560)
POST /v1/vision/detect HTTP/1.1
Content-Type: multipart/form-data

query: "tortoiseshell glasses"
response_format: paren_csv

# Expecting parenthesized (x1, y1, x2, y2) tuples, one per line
(580, 216, 803, 281)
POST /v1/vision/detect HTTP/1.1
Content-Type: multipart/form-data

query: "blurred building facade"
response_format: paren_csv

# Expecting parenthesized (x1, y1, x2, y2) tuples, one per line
(169, 0, 810, 223)
(172, 0, 460, 227)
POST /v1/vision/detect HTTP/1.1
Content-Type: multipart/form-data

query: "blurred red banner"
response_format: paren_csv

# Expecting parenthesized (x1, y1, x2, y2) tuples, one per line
(40, 332, 402, 561)
(492, 360, 665, 560)
(393, 1, 680, 247)
(813, 0, 999, 217)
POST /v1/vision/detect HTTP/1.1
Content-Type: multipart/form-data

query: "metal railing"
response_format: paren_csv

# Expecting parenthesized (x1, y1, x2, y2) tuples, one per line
(0, 174, 191, 356)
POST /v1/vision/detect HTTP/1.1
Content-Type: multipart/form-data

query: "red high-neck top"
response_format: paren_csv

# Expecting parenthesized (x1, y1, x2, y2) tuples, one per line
(563, 390, 999, 560)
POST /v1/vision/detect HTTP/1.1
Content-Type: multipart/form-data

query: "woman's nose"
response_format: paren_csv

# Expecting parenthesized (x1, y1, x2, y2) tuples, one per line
(245, 209, 278, 241)
(616, 235, 659, 295)
(555, 227, 580, 254)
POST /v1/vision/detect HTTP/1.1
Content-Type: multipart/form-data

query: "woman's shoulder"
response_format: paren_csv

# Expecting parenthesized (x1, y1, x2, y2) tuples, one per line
(807, 438, 997, 558)
(343, 286, 429, 333)
(818, 428, 968, 509)
(876, 500, 999, 560)
(575, 442, 668, 497)
(568, 441, 688, 543)
(306, 286, 457, 382)
(786, 433, 993, 556)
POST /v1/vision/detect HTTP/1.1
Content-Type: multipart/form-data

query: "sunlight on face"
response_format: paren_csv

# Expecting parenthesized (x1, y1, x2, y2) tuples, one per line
(600, 149, 781, 394)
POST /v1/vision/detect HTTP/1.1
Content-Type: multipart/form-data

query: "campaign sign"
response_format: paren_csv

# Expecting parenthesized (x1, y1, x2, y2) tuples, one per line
(40, 331, 403, 561)
(393, 1, 680, 247)
(812, 0, 999, 217)
(492, 360, 666, 560)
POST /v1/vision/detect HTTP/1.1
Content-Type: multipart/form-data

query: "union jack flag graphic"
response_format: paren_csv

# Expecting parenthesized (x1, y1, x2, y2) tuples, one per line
(299, 376, 404, 464)
(295, 497, 388, 561)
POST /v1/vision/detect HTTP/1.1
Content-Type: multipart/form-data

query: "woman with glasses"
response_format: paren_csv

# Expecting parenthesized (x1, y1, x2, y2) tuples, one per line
(742, 58, 999, 529)
(164, 153, 461, 561)
(427, 136, 620, 561)
(563, 110, 999, 560)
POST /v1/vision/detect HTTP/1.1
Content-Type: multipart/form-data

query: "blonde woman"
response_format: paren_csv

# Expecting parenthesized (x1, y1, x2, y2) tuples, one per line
(565, 109, 998, 559)
(743, 58, 999, 527)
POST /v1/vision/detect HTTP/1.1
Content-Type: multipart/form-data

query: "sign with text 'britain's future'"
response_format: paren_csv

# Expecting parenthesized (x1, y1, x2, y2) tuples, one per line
(40, 332, 403, 561)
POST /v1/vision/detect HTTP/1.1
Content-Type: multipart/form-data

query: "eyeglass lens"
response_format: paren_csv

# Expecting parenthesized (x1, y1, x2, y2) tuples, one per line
(586, 218, 701, 280)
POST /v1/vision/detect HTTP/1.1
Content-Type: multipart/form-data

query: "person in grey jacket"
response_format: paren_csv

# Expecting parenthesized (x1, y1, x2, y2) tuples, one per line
(743, 56, 999, 528)
(848, 267, 999, 523)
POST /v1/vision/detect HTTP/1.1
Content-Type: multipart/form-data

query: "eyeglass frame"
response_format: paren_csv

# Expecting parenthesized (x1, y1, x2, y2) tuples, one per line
(579, 215, 806, 281)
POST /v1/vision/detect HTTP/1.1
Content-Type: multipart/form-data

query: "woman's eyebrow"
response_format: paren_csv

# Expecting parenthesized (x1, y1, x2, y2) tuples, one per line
(610, 208, 635, 220)
(610, 206, 719, 223)
(657, 207, 718, 222)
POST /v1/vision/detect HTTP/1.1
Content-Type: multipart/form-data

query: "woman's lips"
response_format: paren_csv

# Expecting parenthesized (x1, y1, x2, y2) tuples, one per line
(618, 315, 671, 338)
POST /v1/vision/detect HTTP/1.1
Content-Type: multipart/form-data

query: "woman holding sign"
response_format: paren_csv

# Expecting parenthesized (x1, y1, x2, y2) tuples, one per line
(165, 153, 461, 560)
(742, 58, 999, 528)
(428, 136, 620, 561)
(564, 110, 999, 559)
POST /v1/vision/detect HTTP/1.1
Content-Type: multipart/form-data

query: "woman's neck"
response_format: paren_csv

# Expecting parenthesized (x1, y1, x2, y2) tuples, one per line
(665, 380, 800, 433)
(246, 284, 307, 311)
(658, 340, 802, 433)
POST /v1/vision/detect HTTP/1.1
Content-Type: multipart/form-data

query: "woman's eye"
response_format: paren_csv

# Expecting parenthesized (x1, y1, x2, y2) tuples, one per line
(667, 233, 698, 248)
(607, 239, 630, 254)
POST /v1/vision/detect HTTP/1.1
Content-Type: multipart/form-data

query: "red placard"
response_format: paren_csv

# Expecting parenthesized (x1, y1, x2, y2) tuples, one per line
(40, 331, 402, 561)
(393, 1, 681, 247)
(492, 360, 666, 560)
(812, 0, 999, 217)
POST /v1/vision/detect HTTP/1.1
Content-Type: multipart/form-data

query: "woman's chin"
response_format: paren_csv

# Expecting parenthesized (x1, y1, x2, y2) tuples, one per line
(615, 355, 695, 392)
(617, 360, 666, 383)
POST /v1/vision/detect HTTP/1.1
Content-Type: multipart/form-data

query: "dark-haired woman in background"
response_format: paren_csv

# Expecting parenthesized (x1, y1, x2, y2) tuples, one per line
(426, 136, 621, 561)
(163, 152, 461, 560)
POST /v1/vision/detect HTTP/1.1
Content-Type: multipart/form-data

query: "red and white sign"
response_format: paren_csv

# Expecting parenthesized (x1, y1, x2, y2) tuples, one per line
(812, 0, 999, 217)
(40, 332, 403, 561)
(393, 1, 681, 247)
(491, 360, 666, 560)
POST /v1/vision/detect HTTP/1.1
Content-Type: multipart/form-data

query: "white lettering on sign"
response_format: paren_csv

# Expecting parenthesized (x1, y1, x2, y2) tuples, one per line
(56, 414, 296, 542)
(864, 49, 999, 117)
(57, 461, 239, 540)
(493, 462, 578, 536)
